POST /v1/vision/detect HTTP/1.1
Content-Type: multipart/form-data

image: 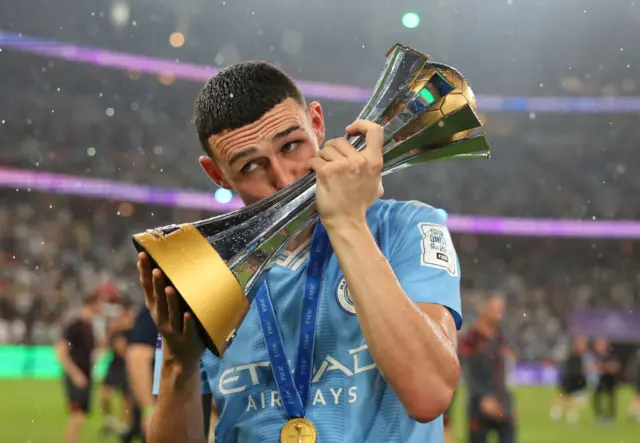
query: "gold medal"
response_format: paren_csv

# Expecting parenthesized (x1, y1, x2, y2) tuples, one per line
(280, 418, 317, 443)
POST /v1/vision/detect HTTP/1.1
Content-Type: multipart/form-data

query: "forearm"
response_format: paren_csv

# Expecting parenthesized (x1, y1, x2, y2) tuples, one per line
(148, 359, 206, 443)
(326, 220, 458, 421)
(127, 358, 156, 408)
(55, 345, 84, 379)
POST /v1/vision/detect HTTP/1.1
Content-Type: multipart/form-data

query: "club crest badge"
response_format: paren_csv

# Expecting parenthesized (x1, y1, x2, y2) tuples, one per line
(336, 278, 356, 315)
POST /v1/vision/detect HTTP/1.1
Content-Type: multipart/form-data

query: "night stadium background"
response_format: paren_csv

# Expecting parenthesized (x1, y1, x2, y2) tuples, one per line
(1, 0, 639, 442)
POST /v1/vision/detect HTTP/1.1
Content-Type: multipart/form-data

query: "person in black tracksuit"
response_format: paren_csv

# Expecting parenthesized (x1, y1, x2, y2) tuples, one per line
(593, 337, 620, 424)
(460, 296, 516, 443)
(550, 336, 592, 424)
(55, 294, 103, 443)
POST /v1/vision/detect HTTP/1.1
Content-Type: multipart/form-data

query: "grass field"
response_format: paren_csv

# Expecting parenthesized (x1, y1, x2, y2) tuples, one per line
(0, 379, 637, 442)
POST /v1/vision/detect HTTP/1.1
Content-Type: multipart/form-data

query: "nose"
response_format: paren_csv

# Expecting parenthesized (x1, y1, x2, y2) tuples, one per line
(269, 158, 297, 191)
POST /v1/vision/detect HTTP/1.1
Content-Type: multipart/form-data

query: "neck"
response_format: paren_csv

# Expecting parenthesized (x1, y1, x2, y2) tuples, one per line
(285, 224, 314, 252)
(80, 307, 93, 320)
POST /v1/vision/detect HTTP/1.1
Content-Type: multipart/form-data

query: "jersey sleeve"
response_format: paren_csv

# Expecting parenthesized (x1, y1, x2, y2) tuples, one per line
(388, 201, 462, 329)
(151, 338, 212, 396)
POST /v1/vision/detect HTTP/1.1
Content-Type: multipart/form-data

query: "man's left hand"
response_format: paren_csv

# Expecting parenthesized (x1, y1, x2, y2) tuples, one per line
(309, 120, 384, 229)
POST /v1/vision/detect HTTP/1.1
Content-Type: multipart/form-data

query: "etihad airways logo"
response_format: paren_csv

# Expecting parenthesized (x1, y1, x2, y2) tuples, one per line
(217, 344, 378, 411)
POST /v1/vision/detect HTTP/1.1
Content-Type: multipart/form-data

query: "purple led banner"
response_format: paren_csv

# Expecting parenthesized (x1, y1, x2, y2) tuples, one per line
(570, 309, 640, 342)
(2, 30, 640, 112)
(2, 166, 640, 238)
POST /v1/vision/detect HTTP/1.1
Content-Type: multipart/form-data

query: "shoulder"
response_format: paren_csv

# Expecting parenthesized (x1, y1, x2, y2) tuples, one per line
(366, 199, 446, 228)
(62, 316, 81, 332)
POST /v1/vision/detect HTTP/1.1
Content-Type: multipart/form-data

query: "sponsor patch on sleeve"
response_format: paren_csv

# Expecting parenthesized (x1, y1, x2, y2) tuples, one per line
(418, 223, 459, 276)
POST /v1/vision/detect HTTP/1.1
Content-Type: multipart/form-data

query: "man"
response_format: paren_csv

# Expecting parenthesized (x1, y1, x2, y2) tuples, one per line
(100, 301, 136, 437)
(459, 296, 515, 443)
(626, 348, 640, 423)
(593, 337, 620, 424)
(55, 293, 104, 443)
(550, 336, 593, 424)
(140, 61, 462, 442)
(124, 305, 160, 443)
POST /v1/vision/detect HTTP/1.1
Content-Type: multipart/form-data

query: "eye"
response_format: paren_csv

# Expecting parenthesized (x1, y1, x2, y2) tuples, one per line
(240, 161, 260, 173)
(281, 141, 300, 153)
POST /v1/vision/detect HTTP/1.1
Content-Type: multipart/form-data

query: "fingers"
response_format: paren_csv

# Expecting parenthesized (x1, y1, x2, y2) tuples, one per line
(322, 138, 358, 161)
(308, 156, 327, 172)
(165, 285, 183, 333)
(345, 120, 384, 164)
(318, 143, 344, 162)
(138, 253, 153, 306)
(183, 311, 197, 339)
(152, 269, 169, 325)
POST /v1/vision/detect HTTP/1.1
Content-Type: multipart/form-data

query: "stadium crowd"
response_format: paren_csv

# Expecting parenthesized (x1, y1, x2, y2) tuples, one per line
(1, 188, 638, 363)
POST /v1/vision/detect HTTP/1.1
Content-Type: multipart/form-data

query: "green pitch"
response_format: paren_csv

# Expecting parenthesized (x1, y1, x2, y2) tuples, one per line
(0, 380, 637, 443)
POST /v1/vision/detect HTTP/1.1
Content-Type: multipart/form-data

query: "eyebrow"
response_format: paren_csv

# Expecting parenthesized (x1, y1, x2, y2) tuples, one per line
(228, 125, 302, 166)
(272, 125, 301, 140)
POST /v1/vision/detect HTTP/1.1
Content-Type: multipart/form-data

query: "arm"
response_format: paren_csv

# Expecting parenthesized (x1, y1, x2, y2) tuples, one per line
(55, 324, 87, 386)
(112, 334, 127, 359)
(147, 328, 213, 443)
(55, 339, 87, 384)
(326, 219, 459, 423)
(126, 344, 156, 411)
(310, 121, 461, 422)
(148, 353, 206, 443)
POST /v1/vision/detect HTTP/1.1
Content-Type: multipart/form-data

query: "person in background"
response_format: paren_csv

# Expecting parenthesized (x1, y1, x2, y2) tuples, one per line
(460, 295, 516, 443)
(100, 300, 136, 437)
(592, 337, 620, 425)
(550, 336, 593, 424)
(626, 348, 640, 423)
(124, 305, 159, 443)
(55, 293, 104, 443)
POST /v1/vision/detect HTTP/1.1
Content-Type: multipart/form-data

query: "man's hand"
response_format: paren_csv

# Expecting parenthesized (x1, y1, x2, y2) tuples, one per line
(480, 396, 504, 420)
(309, 120, 384, 229)
(137, 252, 204, 370)
(71, 372, 88, 389)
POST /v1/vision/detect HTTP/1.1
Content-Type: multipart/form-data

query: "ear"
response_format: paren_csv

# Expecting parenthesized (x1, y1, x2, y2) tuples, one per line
(199, 156, 232, 189)
(307, 101, 325, 145)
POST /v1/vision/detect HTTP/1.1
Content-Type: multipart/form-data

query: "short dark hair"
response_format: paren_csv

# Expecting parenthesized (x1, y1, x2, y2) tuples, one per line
(194, 61, 306, 157)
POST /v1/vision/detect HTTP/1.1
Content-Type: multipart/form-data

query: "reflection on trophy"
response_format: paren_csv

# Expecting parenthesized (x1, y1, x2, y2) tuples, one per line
(132, 43, 491, 356)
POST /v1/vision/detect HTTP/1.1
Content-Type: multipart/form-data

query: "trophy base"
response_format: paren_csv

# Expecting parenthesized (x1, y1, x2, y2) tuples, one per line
(133, 224, 249, 356)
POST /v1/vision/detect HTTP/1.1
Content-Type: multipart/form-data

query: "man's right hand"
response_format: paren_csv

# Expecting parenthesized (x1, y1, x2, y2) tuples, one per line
(137, 252, 204, 369)
(480, 396, 504, 420)
(71, 372, 88, 389)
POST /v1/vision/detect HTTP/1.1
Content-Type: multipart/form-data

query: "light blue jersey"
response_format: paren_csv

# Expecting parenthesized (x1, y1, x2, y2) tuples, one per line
(154, 199, 462, 442)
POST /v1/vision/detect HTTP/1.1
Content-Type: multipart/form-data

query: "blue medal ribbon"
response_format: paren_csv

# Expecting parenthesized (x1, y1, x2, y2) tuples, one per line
(256, 222, 329, 419)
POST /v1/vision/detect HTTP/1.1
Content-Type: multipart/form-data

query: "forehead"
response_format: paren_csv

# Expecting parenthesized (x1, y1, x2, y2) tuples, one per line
(209, 99, 307, 161)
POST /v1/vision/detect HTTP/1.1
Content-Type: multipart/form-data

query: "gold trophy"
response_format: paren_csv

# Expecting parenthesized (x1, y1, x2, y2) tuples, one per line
(132, 44, 490, 357)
